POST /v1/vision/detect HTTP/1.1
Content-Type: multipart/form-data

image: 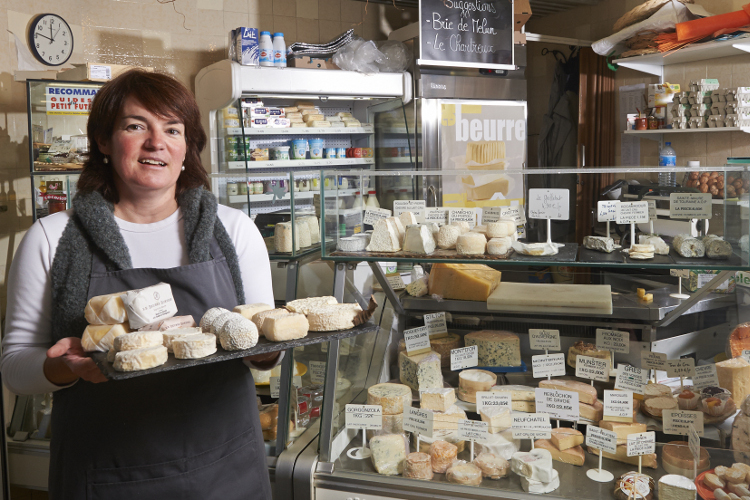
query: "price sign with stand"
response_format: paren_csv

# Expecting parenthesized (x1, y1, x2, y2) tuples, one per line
(424, 312, 448, 339)
(576, 355, 610, 383)
(511, 413, 552, 446)
(309, 360, 326, 384)
(615, 364, 648, 395)
(363, 207, 391, 226)
(476, 392, 511, 414)
(693, 364, 720, 390)
(666, 358, 696, 391)
(597, 200, 620, 237)
(451, 346, 478, 371)
(393, 200, 426, 222)
(616, 201, 649, 252)
(448, 208, 476, 227)
(626, 431, 656, 473)
(345, 404, 383, 459)
(529, 188, 569, 248)
(532, 353, 566, 379)
(404, 326, 431, 356)
(596, 328, 629, 369)
(535, 388, 579, 423)
(663, 410, 704, 437)
(604, 390, 633, 421)
(586, 425, 617, 482)
(529, 329, 561, 351)
(669, 192, 712, 220)
(641, 351, 667, 383)
(688, 426, 701, 479)
(403, 407, 434, 451)
(669, 268, 691, 299)
(458, 419, 489, 461)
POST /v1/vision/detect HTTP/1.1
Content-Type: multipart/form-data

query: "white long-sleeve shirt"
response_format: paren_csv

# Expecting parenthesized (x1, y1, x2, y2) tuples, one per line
(1, 205, 275, 395)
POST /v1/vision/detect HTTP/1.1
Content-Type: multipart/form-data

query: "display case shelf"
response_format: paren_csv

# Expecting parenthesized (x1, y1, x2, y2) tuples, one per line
(228, 188, 358, 204)
(624, 127, 750, 135)
(226, 158, 374, 170)
(225, 126, 374, 136)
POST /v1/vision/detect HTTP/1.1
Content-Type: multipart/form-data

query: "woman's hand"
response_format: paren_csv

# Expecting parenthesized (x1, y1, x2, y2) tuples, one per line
(244, 351, 281, 370)
(43, 337, 108, 385)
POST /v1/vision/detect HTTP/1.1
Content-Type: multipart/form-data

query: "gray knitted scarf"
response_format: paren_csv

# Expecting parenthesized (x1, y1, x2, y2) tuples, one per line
(49, 188, 245, 342)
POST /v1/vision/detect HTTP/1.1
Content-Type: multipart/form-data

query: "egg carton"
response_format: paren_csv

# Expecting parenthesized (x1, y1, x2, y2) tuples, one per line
(725, 114, 740, 127)
(672, 117, 688, 129)
(688, 116, 707, 128)
(707, 115, 726, 128)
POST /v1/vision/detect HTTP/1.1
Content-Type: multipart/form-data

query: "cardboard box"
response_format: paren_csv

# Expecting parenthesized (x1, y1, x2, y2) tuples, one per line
(58, 63, 153, 82)
(288, 57, 339, 70)
(648, 83, 680, 108)
(514, 0, 532, 31)
(514, 31, 526, 45)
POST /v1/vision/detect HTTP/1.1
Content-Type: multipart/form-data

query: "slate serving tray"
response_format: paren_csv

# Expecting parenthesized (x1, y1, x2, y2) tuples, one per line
(92, 323, 379, 381)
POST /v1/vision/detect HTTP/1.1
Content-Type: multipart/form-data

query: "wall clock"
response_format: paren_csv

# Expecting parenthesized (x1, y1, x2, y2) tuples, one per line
(28, 13, 73, 66)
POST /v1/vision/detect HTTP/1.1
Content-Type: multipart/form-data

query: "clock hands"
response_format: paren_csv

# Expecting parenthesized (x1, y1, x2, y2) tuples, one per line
(52, 25, 61, 42)
(35, 32, 53, 42)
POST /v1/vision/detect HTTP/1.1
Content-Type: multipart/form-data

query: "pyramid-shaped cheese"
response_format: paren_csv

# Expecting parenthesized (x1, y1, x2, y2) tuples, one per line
(403, 225, 436, 254)
(366, 218, 401, 252)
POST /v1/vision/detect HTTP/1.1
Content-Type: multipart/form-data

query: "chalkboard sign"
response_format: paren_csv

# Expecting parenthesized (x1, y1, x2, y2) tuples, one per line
(418, 0, 514, 70)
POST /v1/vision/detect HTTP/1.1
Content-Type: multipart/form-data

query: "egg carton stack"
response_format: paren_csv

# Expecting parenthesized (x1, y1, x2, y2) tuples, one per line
(671, 79, 721, 129)
(735, 87, 750, 128)
(704, 87, 741, 128)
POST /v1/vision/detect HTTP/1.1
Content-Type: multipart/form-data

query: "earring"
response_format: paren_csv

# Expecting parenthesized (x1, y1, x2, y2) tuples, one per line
(181, 165, 186, 171)
(103, 156, 109, 164)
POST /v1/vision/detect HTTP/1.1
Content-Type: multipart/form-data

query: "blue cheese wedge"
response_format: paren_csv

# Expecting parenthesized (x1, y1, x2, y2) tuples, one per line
(464, 330, 521, 367)
(398, 350, 443, 391)
(370, 434, 408, 475)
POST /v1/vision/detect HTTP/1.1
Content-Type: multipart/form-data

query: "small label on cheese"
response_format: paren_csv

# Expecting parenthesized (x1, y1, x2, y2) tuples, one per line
(626, 431, 656, 457)
(501, 205, 527, 224)
(647, 199, 657, 220)
(616, 201, 649, 224)
(385, 273, 406, 290)
(666, 358, 696, 378)
(663, 410, 704, 437)
(310, 360, 326, 384)
(615, 364, 648, 394)
(448, 208, 476, 226)
(451, 345, 478, 371)
(529, 329, 561, 351)
(641, 350, 667, 370)
(688, 426, 700, 461)
(403, 407, 433, 437)
(669, 269, 690, 279)
(511, 413, 552, 440)
(424, 312, 448, 338)
(532, 353, 566, 378)
(535, 388, 579, 422)
(457, 419, 489, 443)
(743, 350, 750, 364)
(576, 355, 609, 382)
(604, 390, 633, 419)
(585, 425, 618, 454)
(482, 207, 502, 224)
(345, 404, 383, 430)
(393, 200, 426, 222)
(693, 364, 720, 390)
(596, 328, 629, 353)
(424, 208, 449, 225)
(597, 200, 620, 222)
(529, 188, 570, 220)
(404, 326, 431, 355)
(476, 392, 511, 413)
(669, 192, 712, 219)
(363, 207, 391, 225)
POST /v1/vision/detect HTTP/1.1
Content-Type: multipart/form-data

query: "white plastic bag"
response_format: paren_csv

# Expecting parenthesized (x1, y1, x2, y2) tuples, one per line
(333, 37, 410, 73)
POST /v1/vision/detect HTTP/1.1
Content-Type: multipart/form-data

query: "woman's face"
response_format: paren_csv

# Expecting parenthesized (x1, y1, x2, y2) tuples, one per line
(98, 95, 187, 201)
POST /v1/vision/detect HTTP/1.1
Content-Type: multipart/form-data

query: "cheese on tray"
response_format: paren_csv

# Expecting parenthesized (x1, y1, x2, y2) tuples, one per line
(446, 462, 483, 486)
(717, 357, 750, 404)
(120, 283, 178, 330)
(583, 236, 616, 253)
(85, 291, 128, 324)
(662, 441, 710, 478)
(420, 388, 456, 412)
(113, 331, 163, 352)
(639, 234, 670, 255)
(534, 439, 585, 466)
(172, 333, 217, 359)
(550, 427, 584, 450)
(307, 303, 362, 331)
(429, 263, 502, 301)
(627, 243, 655, 260)
(234, 303, 273, 321)
(436, 225, 461, 250)
(704, 235, 733, 259)
(81, 323, 130, 352)
(403, 452, 433, 480)
(673, 234, 706, 258)
(285, 296, 337, 314)
(520, 469, 560, 494)
(473, 452, 509, 479)
(251, 308, 290, 333)
(262, 313, 308, 341)
(162, 327, 203, 352)
(488, 237, 513, 255)
(480, 407, 512, 433)
(511, 448, 555, 483)
(491, 384, 536, 401)
(370, 434, 408, 475)
(464, 330, 521, 367)
(338, 236, 367, 252)
(113, 345, 168, 372)
(512, 241, 558, 256)
(586, 444, 657, 468)
(367, 383, 412, 415)
(567, 341, 611, 369)
(399, 350, 443, 391)
(403, 225, 436, 254)
(458, 369, 497, 403)
(388, 217, 406, 245)
(405, 277, 428, 297)
(476, 429, 520, 460)
(200, 307, 229, 333)
(487, 219, 516, 238)
(658, 474, 697, 500)
(580, 400, 604, 421)
(433, 405, 468, 430)
(219, 315, 259, 350)
(456, 232, 487, 255)
(366, 218, 401, 252)
(139, 315, 195, 332)
(538, 379, 598, 405)
(415, 430, 465, 454)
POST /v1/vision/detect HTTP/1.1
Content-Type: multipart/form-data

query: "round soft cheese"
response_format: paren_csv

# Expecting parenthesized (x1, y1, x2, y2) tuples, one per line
(337, 236, 367, 252)
(162, 327, 204, 352)
(210, 311, 236, 335)
(436, 225, 461, 250)
(476, 429, 520, 460)
(451, 221, 471, 234)
(173, 333, 217, 359)
(456, 232, 487, 255)
(113, 331, 163, 352)
(487, 219, 516, 238)
(367, 383, 412, 415)
(458, 369, 497, 402)
(200, 307, 229, 332)
(446, 462, 482, 486)
(404, 452, 433, 480)
(219, 315, 258, 350)
(114, 345, 168, 372)
(488, 236, 512, 256)
(474, 452, 509, 479)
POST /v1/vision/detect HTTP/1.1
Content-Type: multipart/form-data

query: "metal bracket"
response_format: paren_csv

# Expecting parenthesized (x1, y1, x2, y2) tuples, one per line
(655, 270, 733, 328)
(274, 347, 295, 457)
(318, 338, 340, 463)
(333, 263, 346, 303)
(368, 261, 406, 316)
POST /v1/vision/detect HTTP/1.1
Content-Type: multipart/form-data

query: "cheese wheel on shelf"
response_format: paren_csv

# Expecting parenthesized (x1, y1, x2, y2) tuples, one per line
(113, 331, 163, 352)
(458, 369, 497, 403)
(446, 462, 482, 486)
(429, 440, 457, 473)
(456, 232, 487, 255)
(662, 441, 710, 478)
(367, 383, 412, 415)
(473, 452, 509, 479)
(162, 327, 204, 352)
(487, 219, 516, 238)
(436, 225, 461, 250)
(173, 333, 217, 359)
(403, 452, 433, 480)
(113, 345, 168, 372)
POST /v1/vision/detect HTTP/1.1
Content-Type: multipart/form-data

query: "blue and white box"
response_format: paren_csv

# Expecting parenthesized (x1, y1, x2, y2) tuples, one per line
(234, 27, 259, 66)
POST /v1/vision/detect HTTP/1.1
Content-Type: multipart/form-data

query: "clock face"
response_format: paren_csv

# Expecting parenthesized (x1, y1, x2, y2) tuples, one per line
(28, 14, 73, 66)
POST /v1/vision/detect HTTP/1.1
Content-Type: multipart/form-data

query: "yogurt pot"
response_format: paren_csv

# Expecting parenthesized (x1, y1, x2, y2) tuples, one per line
(271, 146, 290, 160)
(324, 148, 337, 159)
(309, 139, 324, 159)
(336, 147, 346, 159)
(291, 139, 307, 160)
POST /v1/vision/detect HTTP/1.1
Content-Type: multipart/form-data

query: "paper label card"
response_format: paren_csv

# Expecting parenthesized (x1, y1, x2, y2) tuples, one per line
(666, 358, 696, 378)
(535, 388, 579, 422)
(528, 188, 570, 220)
(615, 364, 648, 395)
(597, 200, 620, 222)
(482, 207, 502, 224)
(596, 328, 630, 353)
(385, 273, 405, 290)
(451, 346, 479, 371)
(501, 205, 527, 224)
(270, 376, 280, 398)
(363, 207, 391, 225)
(616, 201, 649, 224)
(424, 312, 448, 338)
(663, 410, 704, 437)
(529, 329, 561, 351)
(511, 413, 552, 440)
(476, 392, 511, 413)
(345, 404, 383, 430)
(393, 200, 426, 222)
(424, 208, 450, 225)
(403, 407, 433, 438)
(688, 426, 700, 461)
(670, 269, 690, 279)
(743, 350, 750, 364)
(670, 192, 712, 219)
(457, 419, 489, 444)
(309, 360, 326, 385)
(448, 208, 476, 226)
(586, 425, 618, 455)
(641, 351, 667, 370)
(604, 390, 633, 419)
(626, 432, 656, 457)
(576, 355, 610, 382)
(647, 200, 657, 220)
(736, 271, 750, 288)
(693, 364, 720, 390)
(532, 353, 566, 378)
(404, 326, 431, 355)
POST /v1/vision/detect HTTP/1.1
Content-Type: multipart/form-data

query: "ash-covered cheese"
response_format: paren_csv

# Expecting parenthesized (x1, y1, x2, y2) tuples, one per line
(367, 383, 412, 415)
(403, 225, 437, 254)
(464, 330, 521, 367)
(673, 234, 705, 258)
(704, 235, 733, 259)
(366, 218, 401, 252)
(456, 232, 487, 255)
(113, 345, 168, 372)
(437, 225, 461, 250)
(307, 303, 362, 331)
(113, 331, 163, 352)
(172, 333, 217, 359)
(488, 236, 513, 255)
(370, 434, 408, 475)
(420, 388, 456, 412)
(81, 323, 130, 352)
(200, 307, 229, 333)
(219, 315, 259, 350)
(583, 235, 616, 253)
(399, 350, 443, 391)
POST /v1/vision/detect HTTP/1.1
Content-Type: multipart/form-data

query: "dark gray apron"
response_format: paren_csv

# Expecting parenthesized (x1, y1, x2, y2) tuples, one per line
(49, 238, 272, 500)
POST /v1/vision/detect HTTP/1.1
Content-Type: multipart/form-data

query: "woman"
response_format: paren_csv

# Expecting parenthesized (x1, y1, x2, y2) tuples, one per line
(1, 70, 277, 499)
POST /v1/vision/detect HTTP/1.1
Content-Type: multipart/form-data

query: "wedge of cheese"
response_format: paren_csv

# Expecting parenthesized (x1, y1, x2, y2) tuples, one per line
(586, 444, 657, 468)
(433, 405, 468, 430)
(539, 379, 598, 405)
(534, 439, 585, 466)
(512, 400, 536, 412)
(599, 421, 648, 445)
(464, 330, 520, 367)
(420, 388, 456, 412)
(428, 263, 502, 302)
(399, 350, 443, 391)
(550, 428, 583, 451)
(366, 218, 401, 252)
(480, 407, 512, 433)
(580, 400, 604, 422)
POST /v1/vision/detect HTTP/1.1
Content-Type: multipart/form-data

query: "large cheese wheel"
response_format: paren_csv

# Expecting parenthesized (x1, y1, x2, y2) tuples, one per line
(367, 383, 412, 415)
(458, 369, 497, 403)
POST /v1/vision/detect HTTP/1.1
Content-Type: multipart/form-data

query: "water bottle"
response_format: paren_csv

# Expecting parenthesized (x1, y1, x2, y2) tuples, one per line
(659, 141, 677, 187)
(259, 31, 274, 67)
(272, 33, 287, 67)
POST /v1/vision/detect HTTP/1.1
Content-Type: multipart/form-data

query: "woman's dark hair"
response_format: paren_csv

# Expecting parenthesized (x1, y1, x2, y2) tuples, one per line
(78, 70, 209, 202)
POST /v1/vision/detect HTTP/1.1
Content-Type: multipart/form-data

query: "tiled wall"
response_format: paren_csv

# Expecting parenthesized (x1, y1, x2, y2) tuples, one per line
(0, 0, 416, 312)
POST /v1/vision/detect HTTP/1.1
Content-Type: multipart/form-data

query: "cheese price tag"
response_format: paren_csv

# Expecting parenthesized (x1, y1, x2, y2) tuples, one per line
(670, 192, 712, 219)
(693, 364, 720, 390)
(586, 425, 618, 455)
(476, 392, 511, 413)
(451, 345, 478, 371)
(403, 407, 433, 438)
(615, 364, 648, 395)
(535, 388, 579, 422)
(448, 208, 476, 227)
(345, 404, 383, 430)
(424, 208, 449, 225)
(393, 200, 426, 222)
(641, 351, 667, 370)
(404, 326, 431, 356)
(363, 207, 391, 225)
(532, 353, 566, 378)
(270, 376, 280, 398)
(616, 201, 649, 224)
(293, 376, 302, 388)
(482, 207, 502, 224)
(529, 329, 561, 351)
(626, 431, 656, 457)
(457, 419, 489, 444)
(647, 200, 657, 221)
(604, 390, 633, 419)
(596, 328, 630, 353)
(511, 413, 552, 440)
(666, 358, 696, 378)
(688, 426, 700, 462)
(385, 273, 406, 290)
(663, 410, 704, 437)
(597, 200, 620, 222)
(500, 205, 527, 224)
(670, 269, 690, 279)
(576, 355, 610, 382)
(528, 188, 570, 220)
(309, 360, 326, 384)
(424, 312, 448, 339)
(743, 350, 750, 364)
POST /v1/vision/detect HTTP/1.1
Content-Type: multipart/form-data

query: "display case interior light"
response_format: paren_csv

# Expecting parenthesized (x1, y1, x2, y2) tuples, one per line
(242, 94, 374, 101)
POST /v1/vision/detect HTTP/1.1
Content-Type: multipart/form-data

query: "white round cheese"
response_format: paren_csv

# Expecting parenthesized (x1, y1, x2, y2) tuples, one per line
(436, 225, 461, 250)
(114, 345, 168, 372)
(173, 333, 217, 359)
(219, 315, 258, 350)
(488, 236, 512, 255)
(162, 327, 204, 352)
(200, 307, 229, 332)
(113, 331, 163, 352)
(487, 219, 516, 238)
(456, 232, 487, 255)
(477, 429, 520, 460)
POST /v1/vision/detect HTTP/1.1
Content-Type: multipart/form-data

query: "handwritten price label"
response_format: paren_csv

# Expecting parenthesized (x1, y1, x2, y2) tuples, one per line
(424, 208, 449, 225)
(597, 200, 620, 222)
(627, 432, 656, 457)
(641, 351, 667, 370)
(424, 312, 448, 338)
(393, 200, 426, 222)
(532, 353, 566, 378)
(529, 188, 570, 220)
(666, 358, 696, 378)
